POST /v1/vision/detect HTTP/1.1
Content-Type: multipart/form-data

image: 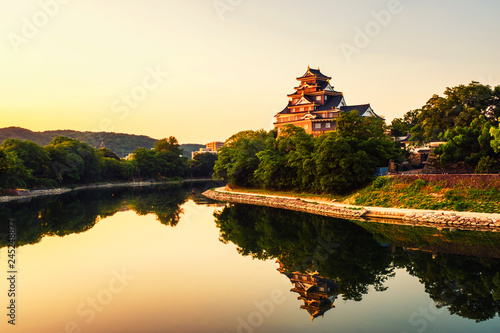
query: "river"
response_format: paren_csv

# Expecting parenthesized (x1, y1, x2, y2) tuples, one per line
(0, 183, 499, 332)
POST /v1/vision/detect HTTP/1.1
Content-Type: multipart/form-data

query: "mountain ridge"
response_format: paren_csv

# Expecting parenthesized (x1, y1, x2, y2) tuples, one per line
(0, 127, 204, 158)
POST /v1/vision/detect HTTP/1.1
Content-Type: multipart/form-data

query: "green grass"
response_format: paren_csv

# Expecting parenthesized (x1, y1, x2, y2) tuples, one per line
(230, 188, 344, 202)
(352, 176, 500, 213)
(225, 175, 500, 214)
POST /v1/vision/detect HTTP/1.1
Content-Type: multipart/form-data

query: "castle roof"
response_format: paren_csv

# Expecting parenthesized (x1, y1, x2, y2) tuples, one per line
(277, 95, 345, 115)
(297, 67, 331, 80)
(340, 104, 382, 118)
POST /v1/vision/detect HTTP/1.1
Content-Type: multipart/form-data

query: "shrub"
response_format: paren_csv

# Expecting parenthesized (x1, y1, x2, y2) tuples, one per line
(372, 177, 390, 189)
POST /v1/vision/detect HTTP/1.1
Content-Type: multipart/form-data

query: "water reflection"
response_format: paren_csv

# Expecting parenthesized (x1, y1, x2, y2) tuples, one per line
(2, 188, 500, 327)
(214, 203, 500, 322)
(0, 183, 221, 248)
(404, 251, 500, 322)
(279, 264, 339, 320)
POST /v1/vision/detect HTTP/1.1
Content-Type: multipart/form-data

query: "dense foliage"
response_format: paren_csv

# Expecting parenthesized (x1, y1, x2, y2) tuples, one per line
(389, 82, 500, 172)
(0, 136, 214, 191)
(214, 111, 401, 194)
(188, 153, 219, 178)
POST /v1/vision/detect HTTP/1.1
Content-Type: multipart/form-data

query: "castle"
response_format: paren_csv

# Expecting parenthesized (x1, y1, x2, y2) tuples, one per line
(274, 67, 382, 136)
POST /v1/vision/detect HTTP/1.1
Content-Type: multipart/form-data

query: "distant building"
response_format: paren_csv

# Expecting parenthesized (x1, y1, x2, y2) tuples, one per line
(274, 67, 382, 136)
(191, 148, 217, 159)
(206, 141, 224, 152)
(191, 142, 225, 159)
(395, 134, 411, 149)
(408, 142, 445, 166)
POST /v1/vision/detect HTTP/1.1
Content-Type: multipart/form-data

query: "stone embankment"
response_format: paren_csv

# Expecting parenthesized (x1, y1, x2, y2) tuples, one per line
(203, 189, 500, 232)
(402, 212, 499, 229)
(204, 190, 368, 218)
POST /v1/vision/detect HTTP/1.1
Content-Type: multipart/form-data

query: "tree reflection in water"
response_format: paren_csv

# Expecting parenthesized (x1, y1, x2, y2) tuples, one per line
(1, 191, 499, 323)
(0, 184, 213, 248)
(214, 203, 500, 322)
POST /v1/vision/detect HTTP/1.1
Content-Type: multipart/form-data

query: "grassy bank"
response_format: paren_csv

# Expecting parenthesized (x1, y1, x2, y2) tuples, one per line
(230, 175, 500, 214)
(226, 187, 343, 202)
(348, 175, 500, 213)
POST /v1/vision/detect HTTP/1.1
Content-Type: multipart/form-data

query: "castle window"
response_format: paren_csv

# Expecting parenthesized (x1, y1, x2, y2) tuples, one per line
(305, 125, 309, 130)
(300, 107, 304, 112)
(329, 112, 333, 118)
(315, 123, 321, 129)
(326, 123, 331, 128)
(316, 96, 321, 101)
(325, 96, 328, 100)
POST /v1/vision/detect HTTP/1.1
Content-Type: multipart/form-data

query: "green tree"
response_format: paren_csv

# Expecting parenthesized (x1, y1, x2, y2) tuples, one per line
(1, 139, 51, 179)
(0, 150, 32, 189)
(433, 115, 497, 168)
(490, 124, 500, 154)
(215, 112, 399, 194)
(100, 157, 134, 180)
(99, 147, 121, 160)
(411, 82, 499, 144)
(154, 136, 183, 156)
(315, 111, 400, 193)
(213, 130, 269, 187)
(315, 134, 373, 194)
(44, 136, 102, 184)
(154, 137, 188, 179)
(189, 153, 218, 178)
(131, 147, 158, 180)
(389, 118, 410, 137)
(254, 125, 314, 190)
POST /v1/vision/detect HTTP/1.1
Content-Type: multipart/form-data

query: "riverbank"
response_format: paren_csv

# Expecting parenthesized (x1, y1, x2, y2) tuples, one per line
(0, 178, 217, 203)
(349, 174, 500, 213)
(203, 187, 500, 232)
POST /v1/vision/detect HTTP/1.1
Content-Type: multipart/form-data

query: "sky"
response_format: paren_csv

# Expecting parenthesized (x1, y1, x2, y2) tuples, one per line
(1, 0, 500, 144)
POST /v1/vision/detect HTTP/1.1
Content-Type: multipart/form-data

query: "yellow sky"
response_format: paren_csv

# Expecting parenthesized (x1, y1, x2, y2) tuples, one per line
(1, 0, 500, 143)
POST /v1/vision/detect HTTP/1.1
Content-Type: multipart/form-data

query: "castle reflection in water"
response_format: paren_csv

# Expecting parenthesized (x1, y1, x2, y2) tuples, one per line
(278, 262, 338, 320)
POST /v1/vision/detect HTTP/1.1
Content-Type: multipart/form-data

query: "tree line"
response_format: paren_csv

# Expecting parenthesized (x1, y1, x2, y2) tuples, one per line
(0, 136, 217, 190)
(214, 110, 401, 194)
(389, 82, 500, 173)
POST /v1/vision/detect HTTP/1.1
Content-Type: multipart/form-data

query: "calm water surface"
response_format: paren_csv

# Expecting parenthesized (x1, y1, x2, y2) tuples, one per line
(0, 184, 499, 333)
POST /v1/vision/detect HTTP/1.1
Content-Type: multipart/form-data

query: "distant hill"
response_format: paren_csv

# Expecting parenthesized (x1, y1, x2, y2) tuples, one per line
(0, 127, 207, 158)
(0, 127, 157, 158)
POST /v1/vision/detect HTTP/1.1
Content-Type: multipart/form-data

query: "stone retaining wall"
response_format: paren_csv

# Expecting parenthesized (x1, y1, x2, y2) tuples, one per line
(203, 189, 500, 232)
(203, 190, 368, 218)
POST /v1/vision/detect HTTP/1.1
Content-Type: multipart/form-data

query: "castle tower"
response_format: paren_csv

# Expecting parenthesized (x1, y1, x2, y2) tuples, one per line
(274, 67, 381, 136)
